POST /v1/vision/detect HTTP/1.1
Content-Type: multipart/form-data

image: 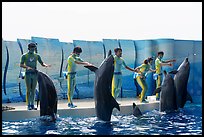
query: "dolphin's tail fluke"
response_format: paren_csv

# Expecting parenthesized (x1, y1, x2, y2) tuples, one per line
(84, 65, 98, 72)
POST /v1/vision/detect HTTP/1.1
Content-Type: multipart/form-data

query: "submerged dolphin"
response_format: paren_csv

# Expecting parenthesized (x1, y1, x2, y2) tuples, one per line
(154, 71, 177, 112)
(84, 51, 120, 121)
(132, 103, 142, 117)
(169, 57, 192, 108)
(37, 71, 58, 121)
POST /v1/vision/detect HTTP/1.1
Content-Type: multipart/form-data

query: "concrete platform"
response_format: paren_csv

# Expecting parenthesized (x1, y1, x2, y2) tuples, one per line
(2, 96, 159, 121)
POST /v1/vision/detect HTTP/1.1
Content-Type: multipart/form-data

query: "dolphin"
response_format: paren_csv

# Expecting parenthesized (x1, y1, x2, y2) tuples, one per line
(169, 57, 192, 108)
(132, 103, 142, 117)
(37, 70, 58, 121)
(154, 70, 177, 112)
(84, 50, 120, 121)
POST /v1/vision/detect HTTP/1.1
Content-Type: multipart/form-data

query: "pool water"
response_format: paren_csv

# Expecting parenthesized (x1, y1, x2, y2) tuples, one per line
(2, 103, 202, 135)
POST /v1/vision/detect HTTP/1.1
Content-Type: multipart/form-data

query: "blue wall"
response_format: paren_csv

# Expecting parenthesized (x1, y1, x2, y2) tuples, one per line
(2, 37, 202, 104)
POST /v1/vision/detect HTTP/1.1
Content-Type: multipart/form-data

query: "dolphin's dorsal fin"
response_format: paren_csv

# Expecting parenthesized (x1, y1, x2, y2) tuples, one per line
(133, 103, 142, 117)
(169, 70, 178, 74)
(133, 102, 136, 108)
(84, 65, 98, 72)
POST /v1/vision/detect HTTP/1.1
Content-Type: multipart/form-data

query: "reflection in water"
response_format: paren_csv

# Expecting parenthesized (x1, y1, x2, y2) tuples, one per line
(88, 121, 113, 135)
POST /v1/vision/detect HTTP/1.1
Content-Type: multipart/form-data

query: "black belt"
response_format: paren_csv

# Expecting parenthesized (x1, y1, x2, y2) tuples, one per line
(25, 71, 37, 75)
(114, 72, 122, 75)
(67, 72, 76, 75)
(158, 73, 162, 76)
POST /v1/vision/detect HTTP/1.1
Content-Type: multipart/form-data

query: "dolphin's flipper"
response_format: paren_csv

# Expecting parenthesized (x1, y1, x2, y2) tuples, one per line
(186, 92, 193, 103)
(84, 65, 98, 72)
(37, 90, 39, 108)
(153, 87, 161, 95)
(169, 70, 178, 74)
(111, 97, 120, 111)
(37, 98, 39, 108)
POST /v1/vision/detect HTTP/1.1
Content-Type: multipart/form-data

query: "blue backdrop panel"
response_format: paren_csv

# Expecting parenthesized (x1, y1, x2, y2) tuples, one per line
(2, 40, 7, 92)
(2, 40, 10, 102)
(192, 41, 202, 103)
(134, 40, 155, 96)
(2, 37, 202, 104)
(17, 38, 32, 52)
(118, 39, 136, 97)
(31, 37, 50, 73)
(2, 41, 23, 102)
(87, 41, 105, 86)
(102, 39, 120, 56)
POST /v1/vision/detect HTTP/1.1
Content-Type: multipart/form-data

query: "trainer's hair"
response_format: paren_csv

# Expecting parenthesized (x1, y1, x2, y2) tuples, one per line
(147, 57, 153, 62)
(157, 51, 164, 56)
(114, 47, 122, 53)
(143, 59, 148, 64)
(73, 46, 82, 53)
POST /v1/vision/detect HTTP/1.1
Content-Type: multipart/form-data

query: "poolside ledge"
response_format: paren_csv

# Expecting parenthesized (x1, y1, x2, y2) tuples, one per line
(2, 96, 159, 121)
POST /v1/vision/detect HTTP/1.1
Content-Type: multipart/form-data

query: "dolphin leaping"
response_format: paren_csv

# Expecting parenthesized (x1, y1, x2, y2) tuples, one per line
(84, 50, 120, 121)
(169, 57, 192, 108)
(37, 70, 58, 121)
(154, 70, 177, 113)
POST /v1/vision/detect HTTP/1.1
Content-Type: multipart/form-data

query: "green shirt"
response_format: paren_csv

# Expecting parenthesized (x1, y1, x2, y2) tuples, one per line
(136, 63, 151, 76)
(20, 52, 43, 72)
(113, 55, 127, 73)
(155, 57, 165, 74)
(67, 53, 84, 73)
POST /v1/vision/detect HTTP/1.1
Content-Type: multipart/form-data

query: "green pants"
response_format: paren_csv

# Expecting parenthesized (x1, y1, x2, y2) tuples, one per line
(67, 74, 76, 104)
(136, 76, 148, 102)
(25, 73, 38, 106)
(156, 75, 162, 99)
(112, 74, 122, 99)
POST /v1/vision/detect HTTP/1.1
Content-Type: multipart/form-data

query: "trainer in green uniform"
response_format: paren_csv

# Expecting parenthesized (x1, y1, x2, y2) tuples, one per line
(112, 47, 136, 99)
(20, 43, 51, 110)
(155, 51, 176, 100)
(67, 46, 93, 108)
(135, 58, 156, 103)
